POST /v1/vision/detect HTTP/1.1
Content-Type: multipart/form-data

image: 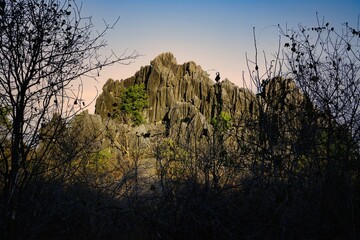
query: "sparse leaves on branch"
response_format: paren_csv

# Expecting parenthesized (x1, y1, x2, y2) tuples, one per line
(0, 0, 139, 238)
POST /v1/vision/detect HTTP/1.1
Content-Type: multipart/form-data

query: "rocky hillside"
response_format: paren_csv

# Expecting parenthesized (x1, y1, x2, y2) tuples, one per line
(72, 52, 310, 182)
(94, 52, 255, 138)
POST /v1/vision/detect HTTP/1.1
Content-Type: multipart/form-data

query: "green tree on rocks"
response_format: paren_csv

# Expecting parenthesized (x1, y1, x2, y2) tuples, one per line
(119, 83, 148, 126)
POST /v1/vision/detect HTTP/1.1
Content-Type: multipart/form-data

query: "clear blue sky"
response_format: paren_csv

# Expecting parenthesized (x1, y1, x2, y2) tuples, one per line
(80, 0, 360, 112)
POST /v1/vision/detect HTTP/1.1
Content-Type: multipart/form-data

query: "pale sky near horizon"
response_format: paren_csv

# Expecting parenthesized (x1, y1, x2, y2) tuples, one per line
(80, 0, 360, 113)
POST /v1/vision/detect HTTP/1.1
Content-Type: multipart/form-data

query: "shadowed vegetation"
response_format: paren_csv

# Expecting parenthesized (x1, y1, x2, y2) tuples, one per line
(0, 2, 359, 239)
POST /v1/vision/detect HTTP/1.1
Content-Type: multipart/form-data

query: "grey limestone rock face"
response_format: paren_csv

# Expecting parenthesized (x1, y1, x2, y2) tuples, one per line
(74, 53, 310, 185)
(94, 52, 256, 137)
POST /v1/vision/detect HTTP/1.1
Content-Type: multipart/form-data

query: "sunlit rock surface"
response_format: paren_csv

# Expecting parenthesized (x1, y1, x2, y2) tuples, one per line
(95, 52, 255, 138)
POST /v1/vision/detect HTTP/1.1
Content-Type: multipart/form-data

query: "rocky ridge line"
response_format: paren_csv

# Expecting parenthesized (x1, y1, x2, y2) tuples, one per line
(95, 52, 255, 137)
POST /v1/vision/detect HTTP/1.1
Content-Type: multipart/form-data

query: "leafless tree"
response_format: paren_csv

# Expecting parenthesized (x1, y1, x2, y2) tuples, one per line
(281, 15, 360, 149)
(0, 0, 139, 238)
(242, 15, 360, 239)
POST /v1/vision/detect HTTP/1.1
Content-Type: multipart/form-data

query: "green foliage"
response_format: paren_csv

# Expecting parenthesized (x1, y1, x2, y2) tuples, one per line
(92, 149, 112, 164)
(154, 139, 189, 181)
(119, 83, 148, 126)
(211, 111, 232, 131)
(89, 149, 113, 173)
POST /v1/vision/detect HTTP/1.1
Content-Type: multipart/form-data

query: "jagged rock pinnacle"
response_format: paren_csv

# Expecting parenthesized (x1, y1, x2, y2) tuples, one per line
(95, 52, 255, 137)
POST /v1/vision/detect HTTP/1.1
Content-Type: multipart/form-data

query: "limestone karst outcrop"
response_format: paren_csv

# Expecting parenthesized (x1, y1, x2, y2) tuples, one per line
(70, 52, 318, 189)
(94, 52, 256, 139)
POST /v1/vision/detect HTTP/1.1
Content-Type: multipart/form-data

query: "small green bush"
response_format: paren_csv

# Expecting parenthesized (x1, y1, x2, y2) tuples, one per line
(211, 111, 232, 131)
(119, 83, 148, 126)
